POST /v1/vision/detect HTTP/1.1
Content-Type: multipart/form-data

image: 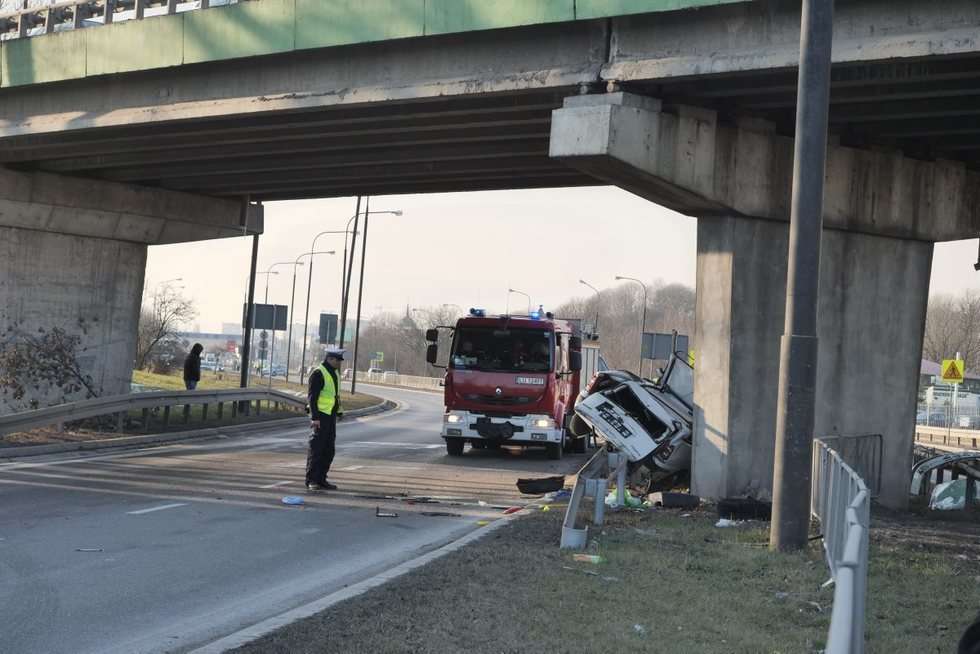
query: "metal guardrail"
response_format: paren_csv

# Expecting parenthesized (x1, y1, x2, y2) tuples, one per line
(812, 438, 871, 654)
(354, 371, 443, 392)
(0, 0, 240, 39)
(0, 387, 305, 436)
(560, 446, 627, 550)
(916, 425, 980, 450)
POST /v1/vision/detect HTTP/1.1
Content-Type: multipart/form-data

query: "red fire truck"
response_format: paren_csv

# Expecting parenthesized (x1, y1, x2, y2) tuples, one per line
(425, 309, 584, 459)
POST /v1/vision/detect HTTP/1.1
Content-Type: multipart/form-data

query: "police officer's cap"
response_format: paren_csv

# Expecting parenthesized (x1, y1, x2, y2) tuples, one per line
(325, 348, 346, 361)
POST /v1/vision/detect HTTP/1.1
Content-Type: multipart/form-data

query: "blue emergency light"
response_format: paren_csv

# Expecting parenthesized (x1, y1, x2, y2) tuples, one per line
(469, 308, 486, 317)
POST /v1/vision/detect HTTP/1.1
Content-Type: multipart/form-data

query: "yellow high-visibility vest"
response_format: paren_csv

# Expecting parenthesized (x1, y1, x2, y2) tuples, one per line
(316, 364, 339, 415)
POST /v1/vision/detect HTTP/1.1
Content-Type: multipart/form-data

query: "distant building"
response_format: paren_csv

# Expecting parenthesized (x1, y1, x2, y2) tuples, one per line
(221, 322, 241, 335)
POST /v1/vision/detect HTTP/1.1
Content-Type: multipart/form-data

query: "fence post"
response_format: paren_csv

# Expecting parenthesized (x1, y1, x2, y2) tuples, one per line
(217, 402, 224, 421)
(142, 408, 150, 432)
(116, 411, 125, 433)
(163, 405, 171, 428)
(202, 403, 209, 422)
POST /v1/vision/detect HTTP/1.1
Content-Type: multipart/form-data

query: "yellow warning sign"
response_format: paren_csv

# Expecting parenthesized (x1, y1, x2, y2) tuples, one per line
(942, 359, 965, 384)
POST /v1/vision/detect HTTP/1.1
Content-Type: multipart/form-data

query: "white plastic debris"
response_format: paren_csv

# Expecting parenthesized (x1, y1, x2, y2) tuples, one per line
(715, 518, 740, 528)
(633, 624, 647, 636)
(930, 480, 967, 511)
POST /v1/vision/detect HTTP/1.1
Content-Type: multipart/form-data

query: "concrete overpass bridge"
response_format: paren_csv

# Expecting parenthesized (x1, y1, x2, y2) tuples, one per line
(2, 0, 979, 508)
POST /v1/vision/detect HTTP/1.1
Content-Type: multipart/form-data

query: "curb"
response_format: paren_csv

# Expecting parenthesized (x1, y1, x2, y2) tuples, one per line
(188, 504, 533, 654)
(0, 399, 396, 460)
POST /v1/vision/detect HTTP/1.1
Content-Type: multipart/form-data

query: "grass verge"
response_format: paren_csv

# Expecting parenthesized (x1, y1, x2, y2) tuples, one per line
(230, 505, 979, 654)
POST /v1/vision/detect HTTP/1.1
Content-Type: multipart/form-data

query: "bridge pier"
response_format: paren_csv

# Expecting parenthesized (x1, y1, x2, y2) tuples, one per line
(0, 167, 262, 414)
(550, 91, 967, 508)
(693, 216, 931, 509)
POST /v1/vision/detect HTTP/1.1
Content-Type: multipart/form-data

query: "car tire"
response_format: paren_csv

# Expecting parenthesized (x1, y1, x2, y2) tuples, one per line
(446, 438, 465, 456)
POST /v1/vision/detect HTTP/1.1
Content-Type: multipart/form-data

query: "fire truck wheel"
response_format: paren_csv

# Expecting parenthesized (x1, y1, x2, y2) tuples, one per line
(546, 442, 563, 460)
(446, 438, 465, 456)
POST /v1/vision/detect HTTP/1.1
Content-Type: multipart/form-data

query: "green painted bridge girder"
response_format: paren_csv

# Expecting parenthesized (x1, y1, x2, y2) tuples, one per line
(0, 0, 745, 88)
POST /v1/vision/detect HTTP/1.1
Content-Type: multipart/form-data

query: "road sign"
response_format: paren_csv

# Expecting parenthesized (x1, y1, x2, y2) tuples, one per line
(376, 351, 384, 362)
(318, 313, 338, 344)
(242, 303, 288, 331)
(642, 333, 689, 361)
(942, 359, 965, 384)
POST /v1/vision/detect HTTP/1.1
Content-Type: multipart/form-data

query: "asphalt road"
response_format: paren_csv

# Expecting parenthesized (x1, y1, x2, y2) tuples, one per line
(0, 384, 589, 654)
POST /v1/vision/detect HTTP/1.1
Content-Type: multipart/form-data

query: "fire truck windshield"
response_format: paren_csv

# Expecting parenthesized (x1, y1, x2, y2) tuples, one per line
(451, 327, 553, 373)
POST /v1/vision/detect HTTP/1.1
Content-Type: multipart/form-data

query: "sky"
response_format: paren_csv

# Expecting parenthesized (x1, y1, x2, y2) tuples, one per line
(145, 185, 980, 334)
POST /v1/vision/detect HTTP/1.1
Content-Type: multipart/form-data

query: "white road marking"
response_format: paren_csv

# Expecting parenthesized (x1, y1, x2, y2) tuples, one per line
(337, 465, 364, 471)
(343, 441, 443, 449)
(258, 480, 292, 489)
(126, 502, 188, 515)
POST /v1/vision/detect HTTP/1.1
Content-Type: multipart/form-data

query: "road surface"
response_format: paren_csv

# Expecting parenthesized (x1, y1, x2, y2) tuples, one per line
(0, 384, 588, 654)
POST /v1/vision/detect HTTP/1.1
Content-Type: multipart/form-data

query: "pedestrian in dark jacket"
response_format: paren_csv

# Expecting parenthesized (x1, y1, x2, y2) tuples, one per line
(306, 348, 344, 491)
(183, 343, 203, 390)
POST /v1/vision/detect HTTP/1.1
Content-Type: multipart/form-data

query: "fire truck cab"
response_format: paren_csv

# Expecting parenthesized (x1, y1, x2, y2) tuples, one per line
(426, 310, 584, 459)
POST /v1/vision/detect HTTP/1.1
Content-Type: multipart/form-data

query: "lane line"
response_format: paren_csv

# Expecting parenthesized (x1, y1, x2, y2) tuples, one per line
(126, 502, 189, 515)
(258, 480, 292, 489)
(337, 465, 364, 471)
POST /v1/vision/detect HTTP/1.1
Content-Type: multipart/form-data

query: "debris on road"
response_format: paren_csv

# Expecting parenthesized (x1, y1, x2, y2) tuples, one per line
(75, 548, 104, 552)
(571, 553, 605, 564)
(503, 506, 522, 515)
(420, 511, 463, 517)
(517, 476, 566, 495)
(717, 497, 772, 521)
(930, 479, 968, 511)
(714, 518, 740, 528)
(648, 491, 700, 509)
(633, 624, 647, 636)
(604, 488, 647, 509)
(281, 496, 305, 506)
(476, 520, 490, 526)
(375, 507, 399, 518)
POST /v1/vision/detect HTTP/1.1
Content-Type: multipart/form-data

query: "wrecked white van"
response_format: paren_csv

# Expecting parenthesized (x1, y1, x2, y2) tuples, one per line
(573, 355, 694, 494)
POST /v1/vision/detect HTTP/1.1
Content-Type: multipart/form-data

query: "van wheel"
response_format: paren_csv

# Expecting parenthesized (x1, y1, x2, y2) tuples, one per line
(547, 442, 563, 460)
(446, 438, 465, 456)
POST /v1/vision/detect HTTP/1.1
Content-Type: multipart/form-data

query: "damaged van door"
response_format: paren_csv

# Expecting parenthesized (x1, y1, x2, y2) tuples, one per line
(574, 355, 694, 494)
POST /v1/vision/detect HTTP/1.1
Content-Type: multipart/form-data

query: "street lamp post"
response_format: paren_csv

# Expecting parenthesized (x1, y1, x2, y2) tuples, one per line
(301, 229, 352, 382)
(286, 251, 334, 383)
(340, 206, 402, 349)
(579, 279, 601, 338)
(616, 276, 648, 376)
(350, 198, 402, 395)
(507, 288, 531, 315)
(263, 262, 298, 383)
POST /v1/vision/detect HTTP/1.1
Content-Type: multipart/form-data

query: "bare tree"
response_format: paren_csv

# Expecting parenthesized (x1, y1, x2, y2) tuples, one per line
(923, 290, 980, 371)
(135, 285, 197, 371)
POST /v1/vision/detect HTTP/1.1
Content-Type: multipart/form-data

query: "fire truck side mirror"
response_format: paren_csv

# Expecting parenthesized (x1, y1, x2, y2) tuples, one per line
(426, 343, 439, 365)
(569, 336, 582, 350)
(569, 350, 582, 372)
(425, 328, 439, 342)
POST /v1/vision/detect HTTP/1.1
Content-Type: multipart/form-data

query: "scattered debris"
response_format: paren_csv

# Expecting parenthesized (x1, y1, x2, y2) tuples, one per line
(605, 488, 647, 509)
(930, 480, 968, 511)
(516, 476, 566, 495)
(774, 592, 790, 601)
(503, 506, 522, 515)
(476, 520, 490, 526)
(717, 497, 772, 521)
(633, 624, 647, 636)
(478, 501, 488, 506)
(420, 511, 462, 517)
(572, 553, 605, 564)
(281, 496, 304, 506)
(75, 548, 103, 552)
(633, 527, 657, 537)
(715, 518, 740, 528)
(648, 491, 700, 509)
(375, 507, 399, 518)
(805, 601, 823, 613)
(602, 576, 620, 582)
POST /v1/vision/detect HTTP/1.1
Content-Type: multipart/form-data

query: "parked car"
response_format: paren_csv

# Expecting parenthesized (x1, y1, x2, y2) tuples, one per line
(573, 354, 694, 494)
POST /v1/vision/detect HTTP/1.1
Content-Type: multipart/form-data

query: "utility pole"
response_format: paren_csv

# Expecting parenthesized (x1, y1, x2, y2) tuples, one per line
(351, 198, 371, 395)
(770, 0, 835, 552)
(339, 196, 362, 349)
(240, 199, 259, 389)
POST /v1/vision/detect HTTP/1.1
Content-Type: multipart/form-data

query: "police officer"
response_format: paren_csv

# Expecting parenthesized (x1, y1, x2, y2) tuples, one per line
(306, 348, 344, 491)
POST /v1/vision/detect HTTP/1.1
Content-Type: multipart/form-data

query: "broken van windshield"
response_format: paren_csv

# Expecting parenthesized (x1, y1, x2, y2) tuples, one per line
(451, 327, 553, 373)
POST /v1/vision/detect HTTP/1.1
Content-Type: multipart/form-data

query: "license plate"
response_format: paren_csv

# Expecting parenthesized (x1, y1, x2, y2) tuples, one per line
(446, 428, 462, 436)
(530, 433, 547, 441)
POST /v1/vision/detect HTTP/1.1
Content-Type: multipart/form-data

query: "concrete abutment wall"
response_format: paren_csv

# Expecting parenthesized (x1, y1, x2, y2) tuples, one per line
(0, 227, 147, 409)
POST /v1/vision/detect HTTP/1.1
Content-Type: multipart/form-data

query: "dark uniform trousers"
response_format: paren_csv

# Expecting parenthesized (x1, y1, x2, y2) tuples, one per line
(306, 413, 337, 486)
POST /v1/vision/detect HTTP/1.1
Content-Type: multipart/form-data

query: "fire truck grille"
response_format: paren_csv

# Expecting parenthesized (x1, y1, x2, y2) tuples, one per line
(465, 394, 532, 406)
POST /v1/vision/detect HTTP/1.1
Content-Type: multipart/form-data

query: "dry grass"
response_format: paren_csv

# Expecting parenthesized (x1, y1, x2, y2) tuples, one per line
(230, 504, 980, 654)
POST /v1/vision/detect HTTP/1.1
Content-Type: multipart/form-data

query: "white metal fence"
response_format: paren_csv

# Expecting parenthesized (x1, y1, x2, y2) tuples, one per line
(812, 438, 871, 654)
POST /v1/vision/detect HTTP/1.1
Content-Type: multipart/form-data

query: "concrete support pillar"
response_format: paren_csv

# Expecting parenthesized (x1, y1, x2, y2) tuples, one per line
(0, 166, 262, 414)
(0, 227, 147, 410)
(692, 215, 932, 508)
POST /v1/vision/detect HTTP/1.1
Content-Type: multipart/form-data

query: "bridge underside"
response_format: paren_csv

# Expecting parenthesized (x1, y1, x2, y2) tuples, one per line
(1, 0, 979, 204)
